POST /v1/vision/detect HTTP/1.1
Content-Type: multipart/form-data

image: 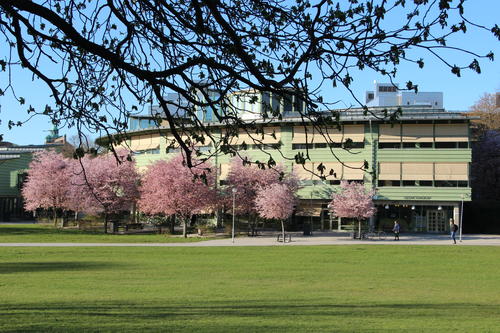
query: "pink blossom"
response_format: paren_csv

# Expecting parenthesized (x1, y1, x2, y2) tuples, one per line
(138, 153, 217, 237)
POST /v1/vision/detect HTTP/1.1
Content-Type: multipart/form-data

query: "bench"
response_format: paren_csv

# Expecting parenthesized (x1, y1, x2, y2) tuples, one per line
(277, 233, 292, 243)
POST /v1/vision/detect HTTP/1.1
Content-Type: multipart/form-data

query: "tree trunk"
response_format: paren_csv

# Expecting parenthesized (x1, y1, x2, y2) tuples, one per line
(358, 219, 362, 240)
(53, 208, 57, 227)
(281, 220, 285, 245)
(104, 212, 108, 234)
(170, 215, 176, 234)
(182, 216, 187, 238)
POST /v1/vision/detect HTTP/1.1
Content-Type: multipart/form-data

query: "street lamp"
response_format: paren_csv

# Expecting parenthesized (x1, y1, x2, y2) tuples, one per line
(459, 193, 470, 242)
(232, 188, 237, 244)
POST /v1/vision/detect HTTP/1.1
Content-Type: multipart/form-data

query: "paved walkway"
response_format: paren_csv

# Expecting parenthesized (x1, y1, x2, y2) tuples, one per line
(1, 232, 500, 247)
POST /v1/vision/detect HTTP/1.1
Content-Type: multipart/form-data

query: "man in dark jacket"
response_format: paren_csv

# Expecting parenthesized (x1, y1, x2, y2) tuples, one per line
(450, 218, 459, 244)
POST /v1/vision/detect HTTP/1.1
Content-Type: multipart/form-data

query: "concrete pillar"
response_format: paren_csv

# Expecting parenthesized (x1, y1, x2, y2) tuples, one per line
(338, 217, 342, 231)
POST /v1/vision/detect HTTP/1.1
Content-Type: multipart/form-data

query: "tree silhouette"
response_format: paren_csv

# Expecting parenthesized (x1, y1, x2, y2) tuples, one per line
(0, 0, 497, 170)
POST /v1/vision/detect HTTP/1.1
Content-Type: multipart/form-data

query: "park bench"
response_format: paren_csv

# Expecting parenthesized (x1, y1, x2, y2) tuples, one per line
(277, 233, 292, 243)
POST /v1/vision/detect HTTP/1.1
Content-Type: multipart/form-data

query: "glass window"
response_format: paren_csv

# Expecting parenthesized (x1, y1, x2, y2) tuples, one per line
(129, 118, 139, 130)
(344, 142, 365, 149)
(402, 142, 417, 149)
(379, 142, 401, 149)
(292, 144, 313, 150)
(458, 142, 468, 148)
(402, 180, 416, 186)
(329, 180, 341, 185)
(419, 181, 433, 186)
(435, 142, 456, 149)
(435, 180, 456, 187)
(329, 142, 342, 148)
(283, 95, 293, 112)
(419, 142, 433, 148)
(457, 181, 468, 187)
(315, 143, 327, 149)
(378, 180, 401, 187)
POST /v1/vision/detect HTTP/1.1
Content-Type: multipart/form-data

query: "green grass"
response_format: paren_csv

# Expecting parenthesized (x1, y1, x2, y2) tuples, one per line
(0, 224, 211, 243)
(1, 246, 500, 332)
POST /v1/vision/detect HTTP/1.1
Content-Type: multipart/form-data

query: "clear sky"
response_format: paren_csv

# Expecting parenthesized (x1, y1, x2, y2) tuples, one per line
(0, 0, 498, 146)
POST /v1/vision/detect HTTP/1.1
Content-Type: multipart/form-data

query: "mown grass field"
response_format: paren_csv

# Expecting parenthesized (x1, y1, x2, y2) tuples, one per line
(1, 245, 499, 332)
(0, 224, 210, 243)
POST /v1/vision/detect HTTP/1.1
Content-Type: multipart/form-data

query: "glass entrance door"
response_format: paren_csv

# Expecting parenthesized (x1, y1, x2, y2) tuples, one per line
(427, 210, 446, 233)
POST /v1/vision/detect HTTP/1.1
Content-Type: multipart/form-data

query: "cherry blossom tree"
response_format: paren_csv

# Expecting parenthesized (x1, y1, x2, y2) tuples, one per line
(255, 183, 297, 244)
(225, 157, 298, 233)
(139, 154, 217, 238)
(329, 181, 376, 239)
(22, 150, 72, 226)
(70, 152, 140, 233)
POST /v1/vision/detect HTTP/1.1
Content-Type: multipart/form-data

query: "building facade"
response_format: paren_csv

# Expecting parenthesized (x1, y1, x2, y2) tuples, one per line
(106, 88, 473, 233)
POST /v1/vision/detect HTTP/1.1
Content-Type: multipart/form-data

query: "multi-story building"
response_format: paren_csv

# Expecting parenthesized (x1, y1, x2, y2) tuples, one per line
(0, 127, 70, 221)
(102, 88, 473, 233)
(366, 81, 443, 108)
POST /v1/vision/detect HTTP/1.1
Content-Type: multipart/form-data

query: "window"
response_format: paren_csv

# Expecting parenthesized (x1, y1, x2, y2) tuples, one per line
(283, 95, 293, 112)
(166, 147, 181, 154)
(263, 143, 281, 150)
(379, 86, 397, 92)
(315, 143, 327, 149)
(419, 181, 433, 187)
(292, 143, 314, 150)
(329, 142, 342, 148)
(329, 180, 341, 185)
(419, 142, 433, 148)
(402, 142, 417, 149)
(378, 180, 400, 187)
(344, 142, 365, 149)
(457, 181, 468, 187)
(379, 142, 401, 149)
(458, 142, 468, 148)
(402, 180, 416, 186)
(435, 180, 455, 187)
(219, 180, 228, 186)
(435, 142, 457, 149)
(129, 118, 139, 130)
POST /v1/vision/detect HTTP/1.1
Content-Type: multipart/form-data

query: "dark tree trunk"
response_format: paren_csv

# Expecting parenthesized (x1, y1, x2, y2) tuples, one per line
(281, 220, 286, 245)
(53, 208, 57, 227)
(358, 219, 362, 239)
(170, 215, 176, 234)
(104, 212, 108, 234)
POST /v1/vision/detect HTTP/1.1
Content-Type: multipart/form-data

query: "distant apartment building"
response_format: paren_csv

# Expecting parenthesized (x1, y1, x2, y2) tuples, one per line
(366, 81, 443, 108)
(100, 85, 472, 234)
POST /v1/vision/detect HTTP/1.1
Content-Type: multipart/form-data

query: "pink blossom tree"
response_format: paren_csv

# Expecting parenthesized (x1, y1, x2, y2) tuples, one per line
(329, 181, 376, 239)
(225, 157, 298, 231)
(255, 183, 297, 244)
(139, 154, 217, 238)
(22, 150, 72, 226)
(69, 152, 140, 233)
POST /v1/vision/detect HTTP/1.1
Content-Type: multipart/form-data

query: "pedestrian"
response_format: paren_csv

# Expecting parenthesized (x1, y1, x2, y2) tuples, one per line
(450, 218, 459, 244)
(392, 221, 400, 241)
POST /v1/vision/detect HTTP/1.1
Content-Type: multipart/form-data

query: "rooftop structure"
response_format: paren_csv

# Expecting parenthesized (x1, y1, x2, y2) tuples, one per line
(365, 82, 443, 108)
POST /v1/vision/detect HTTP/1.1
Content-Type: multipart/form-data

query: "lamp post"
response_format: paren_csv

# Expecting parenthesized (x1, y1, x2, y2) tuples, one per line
(459, 194, 469, 242)
(232, 188, 237, 244)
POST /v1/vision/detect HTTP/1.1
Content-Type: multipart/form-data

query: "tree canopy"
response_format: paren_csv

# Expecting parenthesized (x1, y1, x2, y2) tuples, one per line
(1, 0, 498, 168)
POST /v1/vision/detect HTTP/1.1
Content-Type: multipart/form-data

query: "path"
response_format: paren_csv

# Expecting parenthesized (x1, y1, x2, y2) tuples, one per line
(1, 232, 500, 246)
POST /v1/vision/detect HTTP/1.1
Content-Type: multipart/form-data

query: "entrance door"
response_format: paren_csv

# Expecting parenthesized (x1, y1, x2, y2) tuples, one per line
(427, 210, 446, 233)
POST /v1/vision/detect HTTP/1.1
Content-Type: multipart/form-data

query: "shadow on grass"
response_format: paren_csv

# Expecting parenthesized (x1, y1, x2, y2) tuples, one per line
(0, 261, 122, 274)
(1, 300, 499, 333)
(0, 225, 99, 236)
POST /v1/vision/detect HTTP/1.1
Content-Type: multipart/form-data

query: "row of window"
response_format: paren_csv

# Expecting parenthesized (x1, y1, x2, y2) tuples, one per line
(379, 142, 469, 149)
(378, 180, 468, 187)
(133, 148, 160, 155)
(292, 142, 365, 150)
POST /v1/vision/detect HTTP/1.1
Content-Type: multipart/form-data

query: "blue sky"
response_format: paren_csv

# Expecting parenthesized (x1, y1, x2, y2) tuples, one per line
(0, 0, 498, 146)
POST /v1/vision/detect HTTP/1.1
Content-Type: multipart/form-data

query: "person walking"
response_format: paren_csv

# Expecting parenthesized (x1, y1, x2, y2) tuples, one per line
(392, 221, 400, 241)
(450, 218, 459, 244)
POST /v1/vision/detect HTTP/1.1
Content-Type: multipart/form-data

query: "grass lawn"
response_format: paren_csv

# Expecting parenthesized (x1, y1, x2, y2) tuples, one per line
(1, 246, 500, 332)
(0, 224, 212, 243)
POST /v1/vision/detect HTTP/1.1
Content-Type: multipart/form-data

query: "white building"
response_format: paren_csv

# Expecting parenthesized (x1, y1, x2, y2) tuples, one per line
(366, 82, 443, 108)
